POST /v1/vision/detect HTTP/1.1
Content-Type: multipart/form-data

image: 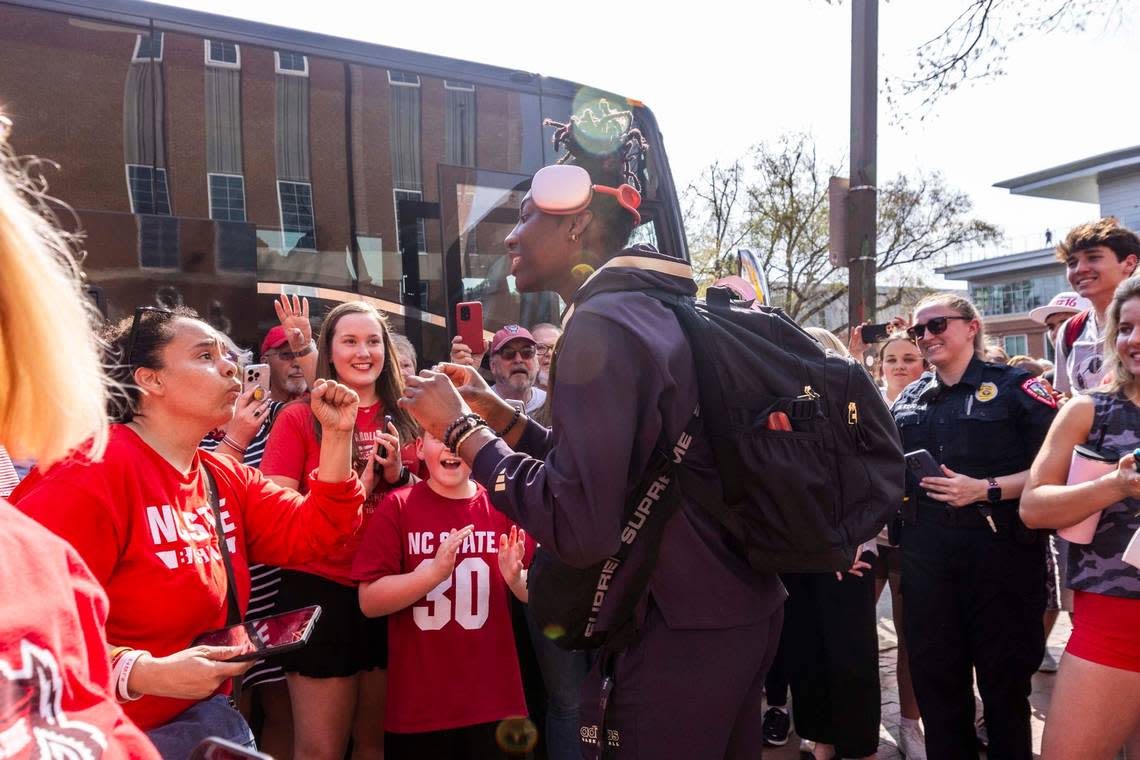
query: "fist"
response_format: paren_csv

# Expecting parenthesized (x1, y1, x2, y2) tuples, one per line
(310, 379, 360, 433)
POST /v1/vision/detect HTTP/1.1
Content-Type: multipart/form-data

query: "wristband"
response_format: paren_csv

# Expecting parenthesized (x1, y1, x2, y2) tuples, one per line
(114, 649, 147, 703)
(109, 646, 132, 667)
(221, 435, 247, 455)
(444, 413, 486, 452)
(388, 466, 412, 487)
(496, 406, 523, 437)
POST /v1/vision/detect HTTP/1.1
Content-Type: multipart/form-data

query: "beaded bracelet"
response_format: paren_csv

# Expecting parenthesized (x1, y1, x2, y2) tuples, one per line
(444, 413, 487, 453)
(443, 413, 481, 450)
(496, 406, 523, 437)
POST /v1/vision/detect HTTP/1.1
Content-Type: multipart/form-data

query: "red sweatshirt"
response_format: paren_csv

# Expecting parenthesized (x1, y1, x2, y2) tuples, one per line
(1, 501, 159, 757)
(13, 425, 365, 730)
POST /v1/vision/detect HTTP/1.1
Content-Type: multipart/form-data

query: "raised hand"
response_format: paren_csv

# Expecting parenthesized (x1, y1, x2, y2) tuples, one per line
(426, 525, 475, 585)
(310, 379, 360, 433)
(274, 292, 312, 351)
(224, 385, 273, 449)
(450, 335, 487, 368)
(498, 526, 528, 601)
(436, 361, 515, 426)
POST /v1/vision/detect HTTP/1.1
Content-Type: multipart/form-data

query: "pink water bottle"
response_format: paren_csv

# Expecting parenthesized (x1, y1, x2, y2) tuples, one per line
(1060, 444, 1117, 544)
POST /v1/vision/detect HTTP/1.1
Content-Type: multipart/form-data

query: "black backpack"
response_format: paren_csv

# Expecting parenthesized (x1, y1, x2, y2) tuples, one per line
(529, 284, 904, 650)
(658, 286, 904, 573)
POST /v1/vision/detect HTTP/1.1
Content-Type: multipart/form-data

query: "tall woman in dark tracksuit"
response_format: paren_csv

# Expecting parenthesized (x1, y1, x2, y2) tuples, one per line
(892, 294, 1056, 760)
(398, 105, 785, 758)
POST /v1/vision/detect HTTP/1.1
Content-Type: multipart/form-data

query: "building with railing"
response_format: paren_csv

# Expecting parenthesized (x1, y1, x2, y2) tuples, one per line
(938, 144, 1140, 360)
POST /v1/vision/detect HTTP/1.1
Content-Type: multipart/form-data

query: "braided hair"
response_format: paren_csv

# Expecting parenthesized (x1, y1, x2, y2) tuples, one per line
(543, 98, 650, 254)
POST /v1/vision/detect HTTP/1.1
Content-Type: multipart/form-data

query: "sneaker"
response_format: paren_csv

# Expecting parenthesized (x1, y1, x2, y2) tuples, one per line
(762, 706, 791, 747)
(899, 717, 927, 760)
(1039, 649, 1059, 672)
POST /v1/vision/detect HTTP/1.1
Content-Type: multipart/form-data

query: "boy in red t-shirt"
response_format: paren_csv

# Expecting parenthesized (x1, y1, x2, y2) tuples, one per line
(352, 431, 531, 759)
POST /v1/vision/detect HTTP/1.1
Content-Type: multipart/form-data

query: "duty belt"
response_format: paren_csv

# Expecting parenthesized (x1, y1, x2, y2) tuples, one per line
(914, 499, 1018, 530)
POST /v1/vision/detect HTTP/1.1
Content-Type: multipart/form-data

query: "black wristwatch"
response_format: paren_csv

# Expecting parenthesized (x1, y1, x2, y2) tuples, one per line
(986, 477, 1001, 503)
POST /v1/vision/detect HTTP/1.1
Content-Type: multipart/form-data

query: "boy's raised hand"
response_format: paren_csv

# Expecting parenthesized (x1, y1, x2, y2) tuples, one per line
(498, 526, 528, 602)
(426, 524, 474, 585)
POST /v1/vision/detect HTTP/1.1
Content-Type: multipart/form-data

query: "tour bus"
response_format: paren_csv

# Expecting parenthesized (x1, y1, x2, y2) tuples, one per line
(0, 0, 688, 362)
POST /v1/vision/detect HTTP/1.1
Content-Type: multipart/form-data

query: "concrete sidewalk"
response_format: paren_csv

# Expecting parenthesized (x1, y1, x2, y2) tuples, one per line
(764, 592, 1069, 759)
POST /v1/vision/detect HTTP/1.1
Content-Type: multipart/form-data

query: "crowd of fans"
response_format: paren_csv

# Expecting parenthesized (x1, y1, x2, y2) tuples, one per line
(1, 110, 1138, 760)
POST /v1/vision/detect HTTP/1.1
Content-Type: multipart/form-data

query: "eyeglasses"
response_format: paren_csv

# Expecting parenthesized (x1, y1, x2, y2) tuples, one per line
(535, 344, 553, 356)
(530, 164, 642, 224)
(124, 305, 174, 367)
(906, 316, 971, 341)
(266, 348, 304, 361)
(498, 346, 536, 361)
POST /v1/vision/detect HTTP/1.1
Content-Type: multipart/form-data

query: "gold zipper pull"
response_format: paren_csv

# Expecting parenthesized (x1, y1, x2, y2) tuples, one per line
(848, 401, 858, 425)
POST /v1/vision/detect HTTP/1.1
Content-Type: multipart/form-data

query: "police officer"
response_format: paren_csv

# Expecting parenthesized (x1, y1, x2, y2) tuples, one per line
(892, 293, 1057, 760)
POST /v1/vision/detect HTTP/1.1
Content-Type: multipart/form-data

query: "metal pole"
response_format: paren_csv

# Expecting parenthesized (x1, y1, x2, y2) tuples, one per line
(848, 0, 878, 329)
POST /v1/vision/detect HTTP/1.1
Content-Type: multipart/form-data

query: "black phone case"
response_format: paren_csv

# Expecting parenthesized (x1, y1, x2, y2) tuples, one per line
(191, 605, 322, 662)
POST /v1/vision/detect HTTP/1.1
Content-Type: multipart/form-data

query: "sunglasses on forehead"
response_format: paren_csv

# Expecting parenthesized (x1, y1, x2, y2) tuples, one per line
(906, 315, 971, 340)
(530, 164, 642, 225)
(124, 305, 174, 366)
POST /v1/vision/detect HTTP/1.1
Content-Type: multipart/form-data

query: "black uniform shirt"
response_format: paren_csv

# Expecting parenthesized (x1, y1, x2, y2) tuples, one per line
(891, 356, 1058, 508)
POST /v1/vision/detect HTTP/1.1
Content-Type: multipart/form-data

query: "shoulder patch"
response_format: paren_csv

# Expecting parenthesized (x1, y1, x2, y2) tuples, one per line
(1020, 377, 1058, 409)
(975, 382, 998, 402)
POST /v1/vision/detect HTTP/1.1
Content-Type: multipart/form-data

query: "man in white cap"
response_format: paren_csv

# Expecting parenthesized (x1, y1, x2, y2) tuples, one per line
(1028, 288, 1093, 673)
(1028, 291, 1092, 351)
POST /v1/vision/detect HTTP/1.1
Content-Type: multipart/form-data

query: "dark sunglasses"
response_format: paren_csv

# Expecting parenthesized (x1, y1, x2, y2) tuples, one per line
(266, 347, 304, 361)
(124, 306, 174, 366)
(906, 316, 971, 341)
(498, 345, 536, 361)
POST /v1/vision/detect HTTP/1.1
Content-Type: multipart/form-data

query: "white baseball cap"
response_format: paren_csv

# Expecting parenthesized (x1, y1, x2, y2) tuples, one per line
(1028, 292, 1092, 325)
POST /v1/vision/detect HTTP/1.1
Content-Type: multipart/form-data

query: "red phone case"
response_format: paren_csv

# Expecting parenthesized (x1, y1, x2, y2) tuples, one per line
(456, 301, 484, 352)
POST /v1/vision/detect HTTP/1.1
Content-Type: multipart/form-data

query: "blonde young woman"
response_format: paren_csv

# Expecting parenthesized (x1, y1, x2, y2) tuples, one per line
(1021, 276, 1140, 760)
(0, 116, 158, 756)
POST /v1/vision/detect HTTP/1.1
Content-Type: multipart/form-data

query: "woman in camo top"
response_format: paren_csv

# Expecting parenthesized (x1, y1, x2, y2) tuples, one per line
(1022, 276, 1140, 760)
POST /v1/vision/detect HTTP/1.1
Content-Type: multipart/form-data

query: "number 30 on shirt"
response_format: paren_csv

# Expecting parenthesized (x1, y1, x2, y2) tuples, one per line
(413, 557, 490, 631)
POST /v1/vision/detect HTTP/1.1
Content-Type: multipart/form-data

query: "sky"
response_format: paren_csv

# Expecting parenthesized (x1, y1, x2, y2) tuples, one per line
(153, 0, 1138, 268)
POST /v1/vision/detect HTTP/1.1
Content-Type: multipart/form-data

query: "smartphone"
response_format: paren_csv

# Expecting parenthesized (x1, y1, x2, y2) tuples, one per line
(242, 363, 270, 402)
(191, 605, 321, 662)
(455, 301, 485, 354)
(904, 448, 943, 480)
(376, 414, 394, 465)
(860, 323, 892, 344)
(190, 738, 273, 760)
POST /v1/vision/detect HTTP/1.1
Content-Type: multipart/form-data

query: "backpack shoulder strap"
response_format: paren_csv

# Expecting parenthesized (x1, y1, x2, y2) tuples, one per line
(1063, 309, 1090, 355)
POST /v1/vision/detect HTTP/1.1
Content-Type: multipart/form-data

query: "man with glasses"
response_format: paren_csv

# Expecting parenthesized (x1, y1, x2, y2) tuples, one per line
(530, 323, 563, 391)
(488, 325, 546, 414)
(261, 326, 315, 403)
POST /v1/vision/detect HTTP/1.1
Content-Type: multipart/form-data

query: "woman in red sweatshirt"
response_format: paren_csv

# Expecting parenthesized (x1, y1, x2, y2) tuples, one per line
(14, 305, 367, 757)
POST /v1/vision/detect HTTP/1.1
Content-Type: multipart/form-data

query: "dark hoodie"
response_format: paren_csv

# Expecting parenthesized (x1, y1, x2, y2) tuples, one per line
(471, 245, 785, 634)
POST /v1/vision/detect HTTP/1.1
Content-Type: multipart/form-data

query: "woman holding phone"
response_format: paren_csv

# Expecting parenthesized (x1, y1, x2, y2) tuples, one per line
(13, 304, 367, 757)
(261, 300, 419, 760)
(890, 293, 1057, 759)
(1020, 277, 1140, 760)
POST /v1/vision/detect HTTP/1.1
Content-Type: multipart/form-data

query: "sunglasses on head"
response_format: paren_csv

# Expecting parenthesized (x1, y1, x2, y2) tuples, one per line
(124, 305, 174, 367)
(530, 164, 642, 225)
(906, 315, 971, 340)
(498, 345, 536, 361)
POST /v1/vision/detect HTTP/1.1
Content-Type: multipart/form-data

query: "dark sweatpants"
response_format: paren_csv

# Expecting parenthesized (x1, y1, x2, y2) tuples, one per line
(780, 568, 881, 758)
(577, 601, 783, 759)
(901, 517, 1045, 760)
